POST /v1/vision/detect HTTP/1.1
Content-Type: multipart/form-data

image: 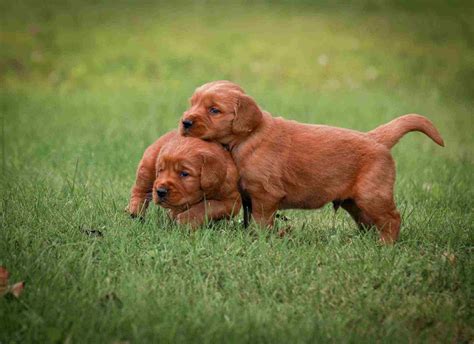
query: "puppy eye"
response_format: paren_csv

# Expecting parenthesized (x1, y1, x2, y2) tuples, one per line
(179, 171, 189, 177)
(209, 107, 220, 115)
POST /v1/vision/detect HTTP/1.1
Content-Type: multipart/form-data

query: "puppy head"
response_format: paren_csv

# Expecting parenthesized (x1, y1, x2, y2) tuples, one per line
(153, 136, 227, 210)
(180, 80, 263, 144)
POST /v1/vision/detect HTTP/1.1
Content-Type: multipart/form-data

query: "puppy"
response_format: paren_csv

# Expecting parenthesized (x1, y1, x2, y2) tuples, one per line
(127, 130, 241, 227)
(180, 80, 444, 243)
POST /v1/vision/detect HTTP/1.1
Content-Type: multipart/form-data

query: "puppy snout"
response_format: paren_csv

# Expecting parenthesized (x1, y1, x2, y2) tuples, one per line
(156, 187, 168, 199)
(182, 119, 193, 129)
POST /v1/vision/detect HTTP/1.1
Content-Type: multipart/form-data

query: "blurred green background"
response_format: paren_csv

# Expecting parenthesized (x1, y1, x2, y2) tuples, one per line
(1, 1, 473, 343)
(1, 0, 473, 155)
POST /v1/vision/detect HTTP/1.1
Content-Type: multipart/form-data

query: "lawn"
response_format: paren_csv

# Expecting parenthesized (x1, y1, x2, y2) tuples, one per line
(1, 0, 473, 342)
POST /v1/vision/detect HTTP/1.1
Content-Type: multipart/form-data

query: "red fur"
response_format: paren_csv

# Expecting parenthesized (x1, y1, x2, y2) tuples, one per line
(127, 130, 241, 228)
(180, 80, 444, 243)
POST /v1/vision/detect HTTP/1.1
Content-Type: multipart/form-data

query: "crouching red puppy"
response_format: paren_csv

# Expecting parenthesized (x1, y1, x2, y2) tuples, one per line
(127, 130, 241, 228)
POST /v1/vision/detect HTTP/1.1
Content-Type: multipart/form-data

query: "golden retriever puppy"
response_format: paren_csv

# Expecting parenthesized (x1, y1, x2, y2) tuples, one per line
(180, 80, 444, 243)
(127, 130, 241, 227)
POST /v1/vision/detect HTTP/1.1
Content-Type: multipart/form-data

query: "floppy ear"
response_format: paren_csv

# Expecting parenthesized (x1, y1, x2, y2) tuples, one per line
(200, 152, 227, 198)
(232, 93, 263, 135)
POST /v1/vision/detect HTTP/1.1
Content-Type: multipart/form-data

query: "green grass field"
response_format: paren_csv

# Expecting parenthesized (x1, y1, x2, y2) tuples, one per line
(1, 1, 473, 342)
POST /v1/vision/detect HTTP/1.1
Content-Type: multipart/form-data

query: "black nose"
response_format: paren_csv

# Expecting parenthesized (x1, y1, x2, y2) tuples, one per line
(182, 119, 193, 129)
(156, 187, 168, 198)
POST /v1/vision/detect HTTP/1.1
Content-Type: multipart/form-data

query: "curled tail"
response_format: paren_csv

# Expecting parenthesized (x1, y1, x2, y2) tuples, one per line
(368, 114, 444, 149)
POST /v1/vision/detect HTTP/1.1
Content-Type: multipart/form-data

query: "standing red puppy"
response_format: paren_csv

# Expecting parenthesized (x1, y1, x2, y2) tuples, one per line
(180, 80, 444, 243)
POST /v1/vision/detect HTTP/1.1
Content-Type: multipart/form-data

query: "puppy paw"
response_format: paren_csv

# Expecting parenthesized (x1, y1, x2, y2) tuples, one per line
(176, 212, 201, 230)
(176, 212, 190, 225)
(125, 205, 145, 223)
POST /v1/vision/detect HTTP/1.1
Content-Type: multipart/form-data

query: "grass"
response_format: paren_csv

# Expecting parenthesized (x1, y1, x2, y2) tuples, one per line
(1, 0, 473, 342)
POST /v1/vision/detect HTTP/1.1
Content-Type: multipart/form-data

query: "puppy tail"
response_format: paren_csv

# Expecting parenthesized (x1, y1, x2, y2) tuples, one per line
(368, 114, 444, 149)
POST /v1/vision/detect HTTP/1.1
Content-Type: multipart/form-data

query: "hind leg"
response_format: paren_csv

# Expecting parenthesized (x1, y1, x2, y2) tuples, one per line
(354, 153, 401, 243)
(378, 209, 401, 243)
(339, 199, 374, 230)
(356, 198, 401, 243)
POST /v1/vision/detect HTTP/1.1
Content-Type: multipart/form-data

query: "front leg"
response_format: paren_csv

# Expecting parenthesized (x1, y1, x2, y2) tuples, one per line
(127, 190, 152, 219)
(167, 208, 183, 221)
(250, 196, 280, 228)
(176, 200, 239, 229)
(238, 183, 252, 228)
(127, 163, 155, 219)
(126, 132, 175, 219)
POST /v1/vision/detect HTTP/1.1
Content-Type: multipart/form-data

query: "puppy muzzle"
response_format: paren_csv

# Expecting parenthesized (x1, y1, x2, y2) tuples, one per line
(182, 119, 193, 130)
(156, 187, 168, 200)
